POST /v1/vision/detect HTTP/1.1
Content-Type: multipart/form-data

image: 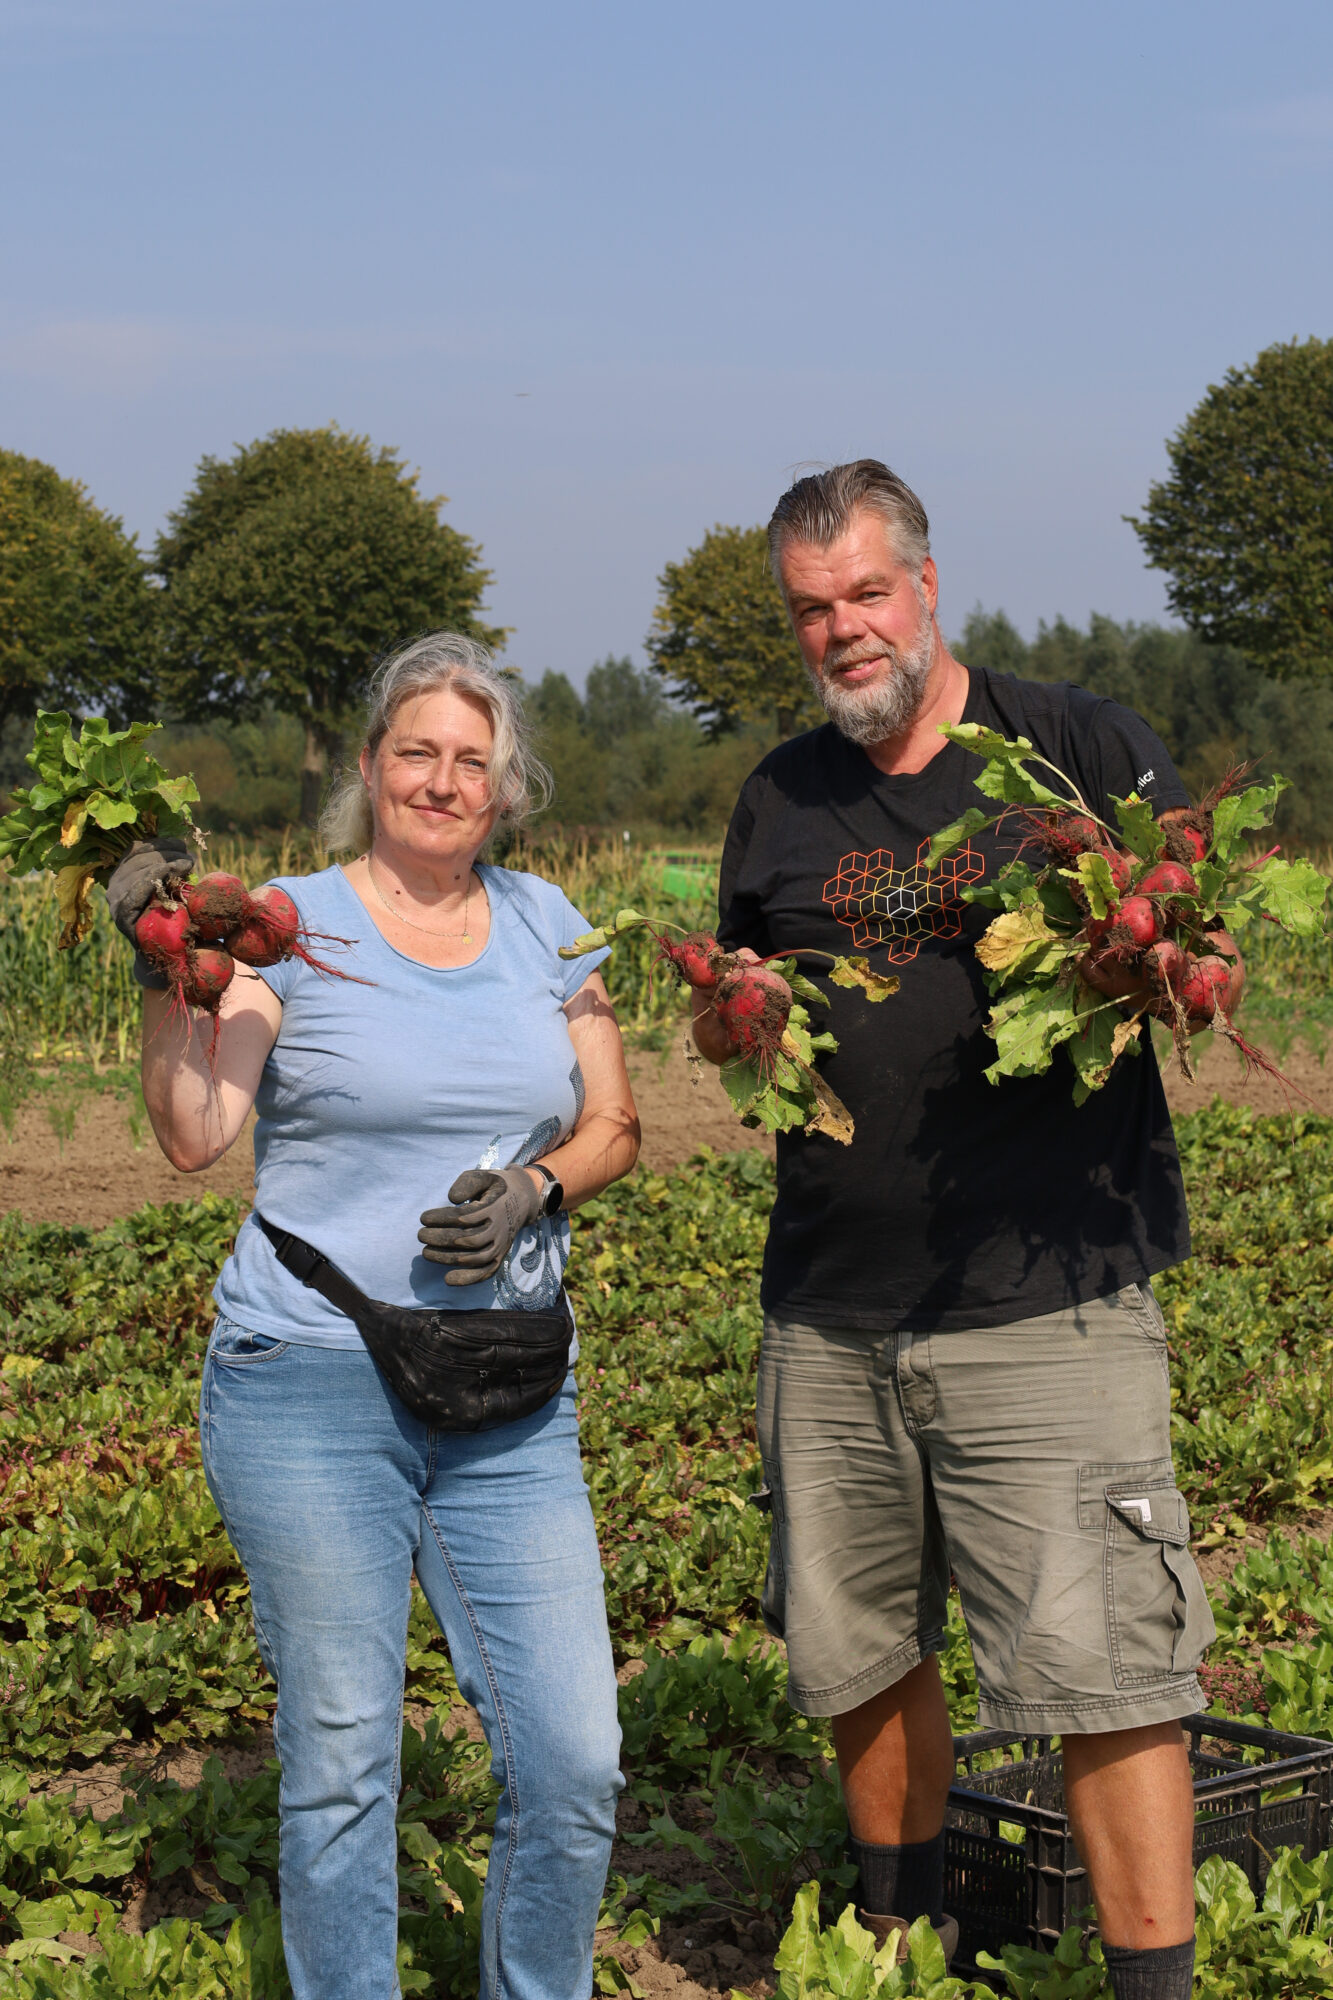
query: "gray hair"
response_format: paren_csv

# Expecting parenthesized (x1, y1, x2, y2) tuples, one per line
(320, 632, 552, 855)
(767, 459, 931, 586)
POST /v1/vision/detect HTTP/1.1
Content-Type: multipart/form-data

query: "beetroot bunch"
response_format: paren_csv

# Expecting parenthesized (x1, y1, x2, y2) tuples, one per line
(136, 872, 317, 1014)
(929, 722, 1331, 1102)
(560, 909, 898, 1140)
(1033, 813, 1243, 1037)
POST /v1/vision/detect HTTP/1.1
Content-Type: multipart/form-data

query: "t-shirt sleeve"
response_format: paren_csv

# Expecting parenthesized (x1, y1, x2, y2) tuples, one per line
(554, 893, 611, 1002)
(717, 774, 768, 952)
(1068, 693, 1191, 822)
(251, 878, 305, 1004)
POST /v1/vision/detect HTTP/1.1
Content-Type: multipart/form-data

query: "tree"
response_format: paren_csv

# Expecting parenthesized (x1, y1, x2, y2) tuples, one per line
(582, 656, 666, 747)
(646, 524, 821, 738)
(155, 426, 504, 822)
(0, 450, 156, 733)
(1128, 337, 1333, 681)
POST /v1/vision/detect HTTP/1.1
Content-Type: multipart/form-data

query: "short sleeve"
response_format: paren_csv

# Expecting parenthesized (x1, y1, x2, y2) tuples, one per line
(250, 878, 305, 1004)
(554, 892, 611, 1001)
(718, 773, 767, 951)
(1066, 694, 1191, 821)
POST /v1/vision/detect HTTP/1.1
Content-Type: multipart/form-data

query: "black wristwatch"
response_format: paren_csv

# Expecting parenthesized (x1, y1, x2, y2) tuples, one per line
(530, 1163, 565, 1217)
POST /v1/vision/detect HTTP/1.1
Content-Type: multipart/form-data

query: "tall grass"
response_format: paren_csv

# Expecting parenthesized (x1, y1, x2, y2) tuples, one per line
(0, 835, 717, 1113)
(4, 832, 1326, 1121)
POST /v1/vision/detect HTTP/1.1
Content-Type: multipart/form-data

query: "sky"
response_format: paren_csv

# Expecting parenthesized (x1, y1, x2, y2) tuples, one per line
(2, 0, 1331, 686)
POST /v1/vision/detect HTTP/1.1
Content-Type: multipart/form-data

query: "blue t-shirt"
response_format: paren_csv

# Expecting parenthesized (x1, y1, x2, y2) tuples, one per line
(213, 864, 609, 1349)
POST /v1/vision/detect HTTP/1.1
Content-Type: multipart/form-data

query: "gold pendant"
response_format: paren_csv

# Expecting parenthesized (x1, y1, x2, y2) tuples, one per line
(461, 932, 473, 944)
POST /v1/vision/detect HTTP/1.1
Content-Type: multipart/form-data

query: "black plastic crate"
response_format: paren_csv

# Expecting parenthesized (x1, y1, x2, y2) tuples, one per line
(944, 1714, 1333, 1973)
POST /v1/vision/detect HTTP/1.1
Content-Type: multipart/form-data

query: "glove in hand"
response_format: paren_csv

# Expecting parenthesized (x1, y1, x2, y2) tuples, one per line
(106, 838, 196, 943)
(419, 1167, 544, 1287)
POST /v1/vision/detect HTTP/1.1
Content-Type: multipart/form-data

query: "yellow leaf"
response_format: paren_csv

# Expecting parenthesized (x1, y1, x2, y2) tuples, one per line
(976, 906, 1055, 972)
(829, 955, 900, 1002)
(59, 798, 88, 847)
(1110, 1017, 1142, 1063)
(54, 863, 98, 946)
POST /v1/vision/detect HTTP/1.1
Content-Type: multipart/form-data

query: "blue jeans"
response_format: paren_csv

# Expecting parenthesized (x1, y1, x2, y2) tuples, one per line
(199, 1315, 623, 2000)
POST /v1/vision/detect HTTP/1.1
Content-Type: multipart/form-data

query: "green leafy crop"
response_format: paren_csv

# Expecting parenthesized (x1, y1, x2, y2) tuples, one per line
(0, 712, 198, 945)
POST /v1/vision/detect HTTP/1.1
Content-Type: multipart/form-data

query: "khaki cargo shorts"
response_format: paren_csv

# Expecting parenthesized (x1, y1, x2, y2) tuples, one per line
(755, 1286, 1215, 1732)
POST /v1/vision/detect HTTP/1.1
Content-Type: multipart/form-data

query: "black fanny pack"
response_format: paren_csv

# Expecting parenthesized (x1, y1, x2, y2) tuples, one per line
(257, 1216, 573, 1433)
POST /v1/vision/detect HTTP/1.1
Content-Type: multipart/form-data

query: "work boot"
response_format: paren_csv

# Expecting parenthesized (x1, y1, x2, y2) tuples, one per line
(857, 1910, 960, 1970)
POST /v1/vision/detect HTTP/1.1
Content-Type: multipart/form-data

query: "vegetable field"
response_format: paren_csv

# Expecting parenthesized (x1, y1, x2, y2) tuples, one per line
(3, 1106, 1333, 1996)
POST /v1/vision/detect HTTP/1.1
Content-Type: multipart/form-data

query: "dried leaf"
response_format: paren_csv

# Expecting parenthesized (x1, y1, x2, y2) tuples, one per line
(975, 906, 1055, 972)
(54, 864, 98, 947)
(59, 799, 88, 848)
(829, 956, 900, 1002)
(779, 1029, 855, 1144)
(802, 1067, 856, 1145)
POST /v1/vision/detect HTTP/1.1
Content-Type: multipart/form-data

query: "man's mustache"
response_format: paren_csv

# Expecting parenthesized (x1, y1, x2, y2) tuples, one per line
(824, 642, 894, 675)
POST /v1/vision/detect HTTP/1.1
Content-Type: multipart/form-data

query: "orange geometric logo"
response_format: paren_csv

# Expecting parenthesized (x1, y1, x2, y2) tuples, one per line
(822, 839, 986, 963)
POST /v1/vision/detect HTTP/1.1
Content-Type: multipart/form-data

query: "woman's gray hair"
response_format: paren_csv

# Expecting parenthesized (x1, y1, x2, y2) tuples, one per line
(320, 632, 552, 855)
(767, 459, 931, 587)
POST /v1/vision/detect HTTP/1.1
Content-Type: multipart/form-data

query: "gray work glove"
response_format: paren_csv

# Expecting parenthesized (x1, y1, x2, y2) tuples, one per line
(106, 837, 196, 991)
(418, 1168, 543, 1287)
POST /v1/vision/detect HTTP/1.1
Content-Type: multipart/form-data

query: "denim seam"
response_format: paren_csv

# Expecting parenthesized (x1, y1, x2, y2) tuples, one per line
(421, 1503, 518, 2000)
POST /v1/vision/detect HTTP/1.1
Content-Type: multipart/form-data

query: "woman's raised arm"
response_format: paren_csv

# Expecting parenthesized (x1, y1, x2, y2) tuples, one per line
(141, 967, 282, 1172)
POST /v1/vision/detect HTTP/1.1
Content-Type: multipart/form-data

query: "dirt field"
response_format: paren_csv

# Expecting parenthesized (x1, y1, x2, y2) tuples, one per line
(2, 1032, 1327, 1228)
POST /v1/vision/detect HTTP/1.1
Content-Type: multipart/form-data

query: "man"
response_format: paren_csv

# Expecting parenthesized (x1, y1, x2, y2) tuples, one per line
(693, 461, 1218, 2000)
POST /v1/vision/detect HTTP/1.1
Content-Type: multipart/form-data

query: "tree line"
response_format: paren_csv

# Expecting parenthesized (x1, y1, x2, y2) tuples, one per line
(3, 336, 1331, 841)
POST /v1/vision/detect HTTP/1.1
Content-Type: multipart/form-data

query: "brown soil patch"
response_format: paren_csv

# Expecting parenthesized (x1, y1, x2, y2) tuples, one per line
(0, 1047, 772, 1228)
(1159, 1029, 1332, 1121)
(3, 1031, 1325, 1231)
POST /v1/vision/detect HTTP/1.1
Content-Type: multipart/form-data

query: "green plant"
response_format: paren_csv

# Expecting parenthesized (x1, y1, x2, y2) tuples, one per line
(771, 1882, 967, 1999)
(630, 1769, 854, 1924)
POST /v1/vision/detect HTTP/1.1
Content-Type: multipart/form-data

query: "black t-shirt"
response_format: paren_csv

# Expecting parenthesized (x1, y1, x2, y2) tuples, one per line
(717, 666, 1192, 1333)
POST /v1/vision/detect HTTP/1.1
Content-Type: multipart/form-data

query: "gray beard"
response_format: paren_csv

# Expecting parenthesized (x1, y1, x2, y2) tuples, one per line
(812, 611, 936, 746)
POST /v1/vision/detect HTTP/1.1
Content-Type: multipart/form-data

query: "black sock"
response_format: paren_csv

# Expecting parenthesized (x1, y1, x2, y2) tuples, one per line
(1102, 1938, 1196, 2000)
(846, 1830, 945, 1925)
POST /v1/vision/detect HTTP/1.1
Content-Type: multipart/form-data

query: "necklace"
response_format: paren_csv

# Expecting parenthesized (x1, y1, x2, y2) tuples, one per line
(363, 855, 475, 943)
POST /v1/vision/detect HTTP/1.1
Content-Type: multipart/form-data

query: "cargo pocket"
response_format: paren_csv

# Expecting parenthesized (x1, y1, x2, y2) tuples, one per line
(749, 1479, 787, 1641)
(1081, 1463, 1216, 1686)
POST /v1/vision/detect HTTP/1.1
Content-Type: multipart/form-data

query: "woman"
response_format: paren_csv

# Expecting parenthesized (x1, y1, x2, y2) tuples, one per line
(110, 634, 640, 2000)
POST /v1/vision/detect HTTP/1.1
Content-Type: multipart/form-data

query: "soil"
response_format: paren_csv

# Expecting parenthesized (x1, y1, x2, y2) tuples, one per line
(2, 1030, 1327, 1231)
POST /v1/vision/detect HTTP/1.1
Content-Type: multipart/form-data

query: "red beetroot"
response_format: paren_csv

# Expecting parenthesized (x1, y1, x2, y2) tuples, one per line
(180, 947, 236, 1011)
(1107, 895, 1160, 953)
(181, 872, 252, 942)
(1138, 861, 1199, 900)
(1101, 848, 1134, 895)
(226, 885, 302, 968)
(136, 901, 192, 970)
(1179, 954, 1235, 1024)
(1145, 938, 1189, 995)
(1163, 820, 1209, 866)
(661, 930, 726, 992)
(714, 963, 793, 1064)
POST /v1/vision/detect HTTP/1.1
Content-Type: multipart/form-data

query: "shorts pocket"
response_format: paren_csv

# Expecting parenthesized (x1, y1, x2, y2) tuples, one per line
(1080, 1461, 1216, 1685)
(753, 1476, 788, 1641)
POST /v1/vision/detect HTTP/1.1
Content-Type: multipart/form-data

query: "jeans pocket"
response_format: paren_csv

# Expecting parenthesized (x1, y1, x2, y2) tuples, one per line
(1093, 1468, 1216, 1684)
(208, 1314, 291, 1365)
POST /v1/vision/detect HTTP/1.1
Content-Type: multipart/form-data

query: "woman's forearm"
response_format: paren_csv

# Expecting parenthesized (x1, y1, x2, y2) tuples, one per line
(530, 1107, 640, 1212)
(140, 971, 281, 1171)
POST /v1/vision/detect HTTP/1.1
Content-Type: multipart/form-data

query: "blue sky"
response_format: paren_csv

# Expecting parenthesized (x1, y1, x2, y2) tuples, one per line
(3, 0, 1331, 685)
